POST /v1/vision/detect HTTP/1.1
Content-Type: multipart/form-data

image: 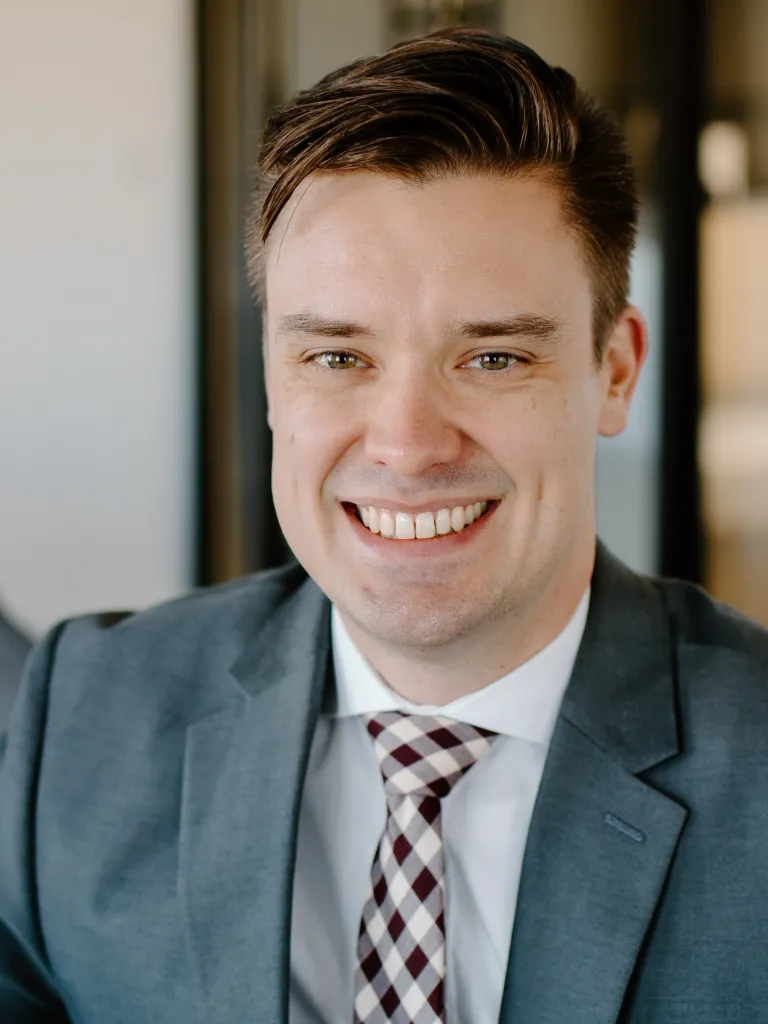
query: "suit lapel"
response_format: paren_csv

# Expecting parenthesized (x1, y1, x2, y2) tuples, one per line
(499, 545, 688, 1024)
(178, 574, 330, 1024)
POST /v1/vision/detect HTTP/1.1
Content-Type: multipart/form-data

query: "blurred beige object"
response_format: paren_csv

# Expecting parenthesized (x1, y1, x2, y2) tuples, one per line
(698, 121, 749, 198)
(700, 401, 768, 623)
(700, 198, 768, 624)
(700, 404, 768, 534)
(700, 198, 768, 404)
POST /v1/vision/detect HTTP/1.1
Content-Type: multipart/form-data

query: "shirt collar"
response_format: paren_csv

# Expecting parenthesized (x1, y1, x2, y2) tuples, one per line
(330, 588, 590, 746)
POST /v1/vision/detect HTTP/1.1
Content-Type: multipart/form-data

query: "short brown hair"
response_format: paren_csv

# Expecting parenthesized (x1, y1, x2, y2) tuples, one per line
(247, 27, 638, 355)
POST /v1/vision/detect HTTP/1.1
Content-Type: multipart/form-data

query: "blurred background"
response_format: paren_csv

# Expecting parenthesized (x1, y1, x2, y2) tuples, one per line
(1, 1, 768, 688)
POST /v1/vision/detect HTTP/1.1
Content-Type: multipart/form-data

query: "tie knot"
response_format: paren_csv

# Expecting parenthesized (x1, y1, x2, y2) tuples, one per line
(365, 711, 497, 800)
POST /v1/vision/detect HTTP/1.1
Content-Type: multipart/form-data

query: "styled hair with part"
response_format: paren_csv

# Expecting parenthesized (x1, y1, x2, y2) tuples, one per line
(246, 27, 638, 354)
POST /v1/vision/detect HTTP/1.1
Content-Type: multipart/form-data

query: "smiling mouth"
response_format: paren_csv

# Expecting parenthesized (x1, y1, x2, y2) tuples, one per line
(345, 500, 497, 540)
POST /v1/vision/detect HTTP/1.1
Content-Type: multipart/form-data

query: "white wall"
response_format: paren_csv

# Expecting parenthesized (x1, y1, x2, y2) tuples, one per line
(0, 0, 196, 636)
(291, 0, 384, 91)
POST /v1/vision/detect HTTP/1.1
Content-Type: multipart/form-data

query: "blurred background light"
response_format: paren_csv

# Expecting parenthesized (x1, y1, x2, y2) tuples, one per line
(699, 120, 750, 198)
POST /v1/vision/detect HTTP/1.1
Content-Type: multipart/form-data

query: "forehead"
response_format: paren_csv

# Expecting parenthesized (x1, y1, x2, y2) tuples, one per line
(265, 171, 592, 322)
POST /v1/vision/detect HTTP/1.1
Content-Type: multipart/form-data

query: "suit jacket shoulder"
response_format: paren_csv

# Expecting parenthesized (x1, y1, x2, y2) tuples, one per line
(659, 573, 768, 659)
(44, 561, 313, 732)
(654, 575, 768, 748)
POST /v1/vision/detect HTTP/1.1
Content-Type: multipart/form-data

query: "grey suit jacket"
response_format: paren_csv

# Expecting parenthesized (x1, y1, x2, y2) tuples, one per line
(1, 544, 767, 1023)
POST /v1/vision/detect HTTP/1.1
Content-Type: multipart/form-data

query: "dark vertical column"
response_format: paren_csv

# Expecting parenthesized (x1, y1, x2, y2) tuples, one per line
(194, 0, 208, 586)
(239, 0, 293, 572)
(655, 0, 707, 582)
(196, 1, 246, 585)
(196, 0, 291, 586)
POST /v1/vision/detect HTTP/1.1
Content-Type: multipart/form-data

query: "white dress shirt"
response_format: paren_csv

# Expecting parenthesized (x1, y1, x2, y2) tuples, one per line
(289, 590, 590, 1024)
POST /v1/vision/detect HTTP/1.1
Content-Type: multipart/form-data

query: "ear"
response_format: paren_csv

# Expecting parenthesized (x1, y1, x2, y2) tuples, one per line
(597, 305, 648, 438)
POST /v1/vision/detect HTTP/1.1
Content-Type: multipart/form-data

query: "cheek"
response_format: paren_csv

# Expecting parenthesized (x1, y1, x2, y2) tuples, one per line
(271, 387, 359, 488)
(537, 388, 602, 515)
(483, 388, 597, 481)
(273, 384, 326, 440)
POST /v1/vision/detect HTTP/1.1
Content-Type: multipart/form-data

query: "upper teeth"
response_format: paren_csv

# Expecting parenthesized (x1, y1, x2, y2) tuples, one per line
(358, 501, 489, 539)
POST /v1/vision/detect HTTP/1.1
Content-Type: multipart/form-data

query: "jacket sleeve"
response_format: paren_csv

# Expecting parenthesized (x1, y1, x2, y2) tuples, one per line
(0, 624, 72, 1022)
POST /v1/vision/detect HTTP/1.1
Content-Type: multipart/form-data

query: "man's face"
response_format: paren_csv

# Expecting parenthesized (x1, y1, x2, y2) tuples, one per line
(264, 172, 643, 649)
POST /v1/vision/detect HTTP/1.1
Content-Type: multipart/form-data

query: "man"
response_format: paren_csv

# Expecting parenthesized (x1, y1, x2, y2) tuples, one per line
(1, 27, 767, 1024)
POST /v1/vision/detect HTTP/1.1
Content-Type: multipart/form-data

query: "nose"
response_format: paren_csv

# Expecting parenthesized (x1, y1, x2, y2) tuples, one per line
(363, 369, 463, 476)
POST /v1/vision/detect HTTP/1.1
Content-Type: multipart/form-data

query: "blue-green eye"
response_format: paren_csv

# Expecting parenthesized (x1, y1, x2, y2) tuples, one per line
(315, 350, 362, 369)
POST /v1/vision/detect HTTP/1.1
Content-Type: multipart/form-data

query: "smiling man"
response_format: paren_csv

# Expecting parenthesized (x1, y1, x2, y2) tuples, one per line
(2, 27, 768, 1024)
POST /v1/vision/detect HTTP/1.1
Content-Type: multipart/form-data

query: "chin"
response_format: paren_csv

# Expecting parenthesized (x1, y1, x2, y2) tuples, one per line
(341, 588, 500, 650)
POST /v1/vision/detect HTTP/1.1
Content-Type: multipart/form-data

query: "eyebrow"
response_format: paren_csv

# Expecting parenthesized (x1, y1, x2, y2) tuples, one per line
(275, 312, 375, 339)
(454, 314, 564, 341)
(275, 311, 564, 342)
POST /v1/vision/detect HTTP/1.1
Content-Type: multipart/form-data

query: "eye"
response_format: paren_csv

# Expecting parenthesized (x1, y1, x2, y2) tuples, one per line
(313, 350, 365, 370)
(463, 351, 524, 371)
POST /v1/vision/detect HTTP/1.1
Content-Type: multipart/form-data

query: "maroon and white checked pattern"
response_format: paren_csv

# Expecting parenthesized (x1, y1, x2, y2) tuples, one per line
(353, 711, 497, 1024)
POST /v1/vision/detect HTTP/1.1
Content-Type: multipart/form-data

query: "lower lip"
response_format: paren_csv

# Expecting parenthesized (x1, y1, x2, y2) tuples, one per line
(342, 502, 499, 557)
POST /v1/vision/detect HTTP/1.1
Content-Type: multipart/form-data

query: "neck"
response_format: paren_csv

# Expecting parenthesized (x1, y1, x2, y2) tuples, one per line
(340, 542, 595, 706)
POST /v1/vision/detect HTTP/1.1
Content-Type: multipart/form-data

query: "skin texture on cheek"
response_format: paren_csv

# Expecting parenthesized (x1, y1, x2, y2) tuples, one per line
(271, 384, 358, 563)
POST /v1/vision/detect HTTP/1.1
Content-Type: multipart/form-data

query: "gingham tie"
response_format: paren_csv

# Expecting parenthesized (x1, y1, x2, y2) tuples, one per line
(353, 711, 497, 1024)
